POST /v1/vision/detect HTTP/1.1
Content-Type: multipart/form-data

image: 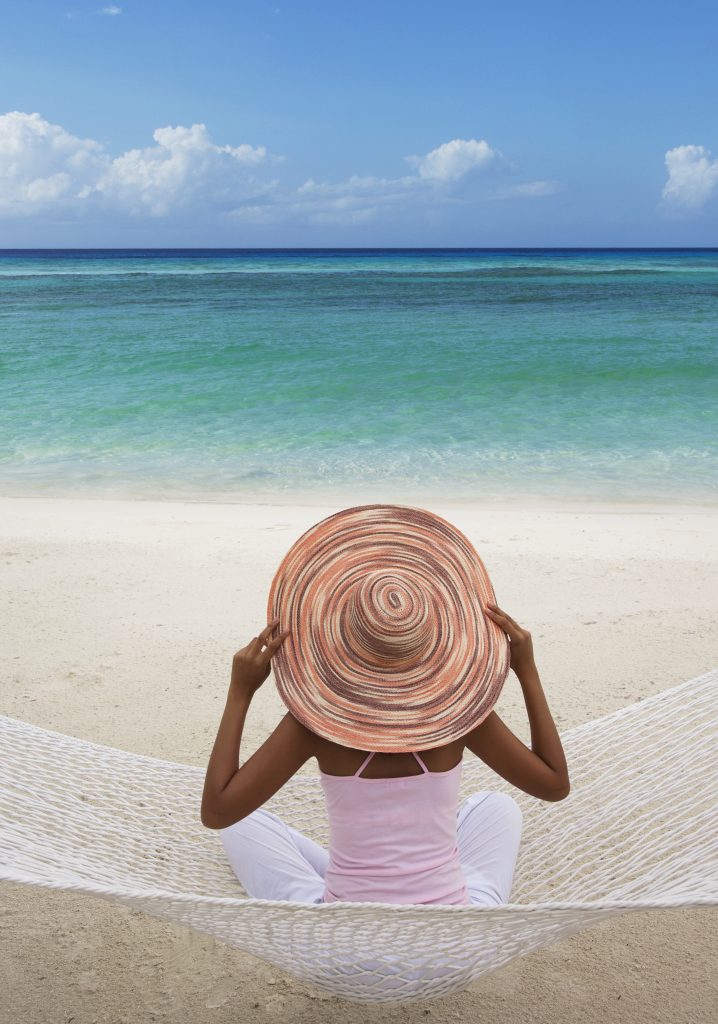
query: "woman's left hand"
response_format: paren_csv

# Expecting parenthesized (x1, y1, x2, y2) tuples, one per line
(230, 617, 291, 699)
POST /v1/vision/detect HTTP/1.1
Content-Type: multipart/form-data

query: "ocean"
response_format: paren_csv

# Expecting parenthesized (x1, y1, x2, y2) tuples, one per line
(1, 248, 716, 506)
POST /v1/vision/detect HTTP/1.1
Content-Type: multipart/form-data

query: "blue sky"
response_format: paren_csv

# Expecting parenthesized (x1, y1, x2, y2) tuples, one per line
(1, 0, 716, 246)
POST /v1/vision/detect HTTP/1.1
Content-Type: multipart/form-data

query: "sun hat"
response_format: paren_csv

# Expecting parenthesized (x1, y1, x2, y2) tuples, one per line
(266, 503, 510, 753)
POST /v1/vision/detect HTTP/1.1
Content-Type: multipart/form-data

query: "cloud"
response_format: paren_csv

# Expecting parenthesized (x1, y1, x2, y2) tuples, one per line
(296, 174, 417, 196)
(272, 142, 552, 224)
(0, 111, 106, 214)
(662, 145, 718, 210)
(492, 180, 561, 199)
(0, 112, 556, 226)
(86, 123, 271, 215)
(406, 138, 501, 182)
(65, 5, 122, 16)
(231, 178, 408, 226)
(0, 112, 274, 218)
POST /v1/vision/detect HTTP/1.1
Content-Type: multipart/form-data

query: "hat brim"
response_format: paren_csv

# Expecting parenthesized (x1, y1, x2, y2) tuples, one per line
(267, 504, 510, 753)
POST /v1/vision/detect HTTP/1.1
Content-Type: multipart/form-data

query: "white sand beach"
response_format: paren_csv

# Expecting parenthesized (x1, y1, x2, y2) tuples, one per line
(1, 493, 716, 1023)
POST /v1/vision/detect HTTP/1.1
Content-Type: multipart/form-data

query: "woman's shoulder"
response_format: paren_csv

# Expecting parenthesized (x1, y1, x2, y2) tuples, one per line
(288, 717, 466, 776)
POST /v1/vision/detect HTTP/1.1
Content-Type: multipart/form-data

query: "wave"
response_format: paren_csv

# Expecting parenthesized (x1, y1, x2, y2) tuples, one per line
(1, 262, 716, 280)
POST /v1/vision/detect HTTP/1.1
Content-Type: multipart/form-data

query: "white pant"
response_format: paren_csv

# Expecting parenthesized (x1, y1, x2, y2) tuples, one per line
(220, 791, 523, 907)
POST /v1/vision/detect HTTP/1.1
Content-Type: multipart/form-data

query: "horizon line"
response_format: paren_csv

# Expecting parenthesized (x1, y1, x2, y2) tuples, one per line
(1, 246, 717, 253)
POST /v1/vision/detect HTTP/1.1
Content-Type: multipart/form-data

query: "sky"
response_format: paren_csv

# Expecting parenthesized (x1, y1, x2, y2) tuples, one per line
(0, 0, 717, 247)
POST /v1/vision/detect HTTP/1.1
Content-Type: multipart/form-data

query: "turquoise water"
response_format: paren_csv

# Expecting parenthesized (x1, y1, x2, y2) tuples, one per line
(1, 248, 716, 505)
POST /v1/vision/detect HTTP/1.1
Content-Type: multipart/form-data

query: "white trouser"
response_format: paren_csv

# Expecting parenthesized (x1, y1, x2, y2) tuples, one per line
(220, 791, 523, 906)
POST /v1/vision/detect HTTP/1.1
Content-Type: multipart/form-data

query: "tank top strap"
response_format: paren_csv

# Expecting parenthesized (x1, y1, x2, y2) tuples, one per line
(411, 751, 429, 773)
(353, 751, 376, 777)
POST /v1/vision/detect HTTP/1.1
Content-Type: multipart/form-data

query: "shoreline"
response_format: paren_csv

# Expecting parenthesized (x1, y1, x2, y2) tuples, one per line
(1, 490, 717, 517)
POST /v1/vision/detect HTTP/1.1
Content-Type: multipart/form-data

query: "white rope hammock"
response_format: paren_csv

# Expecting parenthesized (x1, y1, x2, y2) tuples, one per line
(1, 667, 717, 1004)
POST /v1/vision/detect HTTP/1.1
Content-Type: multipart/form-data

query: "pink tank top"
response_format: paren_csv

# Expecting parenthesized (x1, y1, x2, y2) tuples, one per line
(319, 751, 471, 906)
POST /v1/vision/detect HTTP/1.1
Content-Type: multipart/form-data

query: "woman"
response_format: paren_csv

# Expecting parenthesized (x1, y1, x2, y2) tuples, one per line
(201, 505, 570, 908)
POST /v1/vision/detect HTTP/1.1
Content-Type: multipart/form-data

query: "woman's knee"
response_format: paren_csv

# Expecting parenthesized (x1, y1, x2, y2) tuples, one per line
(490, 792, 523, 835)
(495, 790, 522, 819)
(463, 791, 523, 831)
(220, 807, 280, 836)
(219, 808, 283, 863)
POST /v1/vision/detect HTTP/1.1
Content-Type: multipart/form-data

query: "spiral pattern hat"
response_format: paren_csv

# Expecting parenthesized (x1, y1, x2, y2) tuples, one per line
(267, 504, 510, 753)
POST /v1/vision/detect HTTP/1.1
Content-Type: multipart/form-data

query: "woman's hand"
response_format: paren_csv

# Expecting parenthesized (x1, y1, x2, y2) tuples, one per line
(484, 602, 535, 677)
(230, 617, 291, 700)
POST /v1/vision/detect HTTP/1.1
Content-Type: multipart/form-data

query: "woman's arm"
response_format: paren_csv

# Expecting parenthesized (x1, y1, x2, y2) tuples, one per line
(200, 617, 315, 829)
(465, 602, 569, 801)
(201, 686, 250, 826)
(201, 702, 316, 829)
(515, 659, 569, 788)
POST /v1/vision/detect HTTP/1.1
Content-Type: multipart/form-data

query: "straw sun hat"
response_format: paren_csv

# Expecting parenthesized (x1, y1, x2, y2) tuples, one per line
(267, 504, 510, 753)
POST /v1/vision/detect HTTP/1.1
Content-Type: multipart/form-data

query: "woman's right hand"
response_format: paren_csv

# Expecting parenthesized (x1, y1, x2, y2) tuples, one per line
(484, 602, 536, 677)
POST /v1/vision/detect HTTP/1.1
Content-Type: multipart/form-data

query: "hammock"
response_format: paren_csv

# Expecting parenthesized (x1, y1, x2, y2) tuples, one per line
(1, 667, 716, 1004)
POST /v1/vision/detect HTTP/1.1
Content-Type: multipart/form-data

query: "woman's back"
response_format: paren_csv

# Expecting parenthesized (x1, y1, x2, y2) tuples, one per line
(209, 596, 563, 914)
(318, 748, 471, 906)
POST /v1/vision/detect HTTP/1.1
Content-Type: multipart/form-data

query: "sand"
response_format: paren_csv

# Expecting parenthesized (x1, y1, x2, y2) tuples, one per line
(1, 493, 716, 1024)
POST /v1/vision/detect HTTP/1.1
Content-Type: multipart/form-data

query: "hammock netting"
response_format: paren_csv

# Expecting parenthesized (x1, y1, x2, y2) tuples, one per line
(1, 667, 716, 1003)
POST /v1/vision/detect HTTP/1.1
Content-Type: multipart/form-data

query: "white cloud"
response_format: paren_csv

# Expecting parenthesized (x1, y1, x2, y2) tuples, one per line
(100, 5, 122, 14)
(662, 145, 718, 210)
(282, 140, 510, 223)
(0, 112, 274, 218)
(296, 174, 416, 196)
(230, 180, 399, 226)
(0, 111, 106, 214)
(277, 141, 551, 223)
(406, 138, 501, 182)
(0, 113, 556, 227)
(87, 123, 270, 215)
